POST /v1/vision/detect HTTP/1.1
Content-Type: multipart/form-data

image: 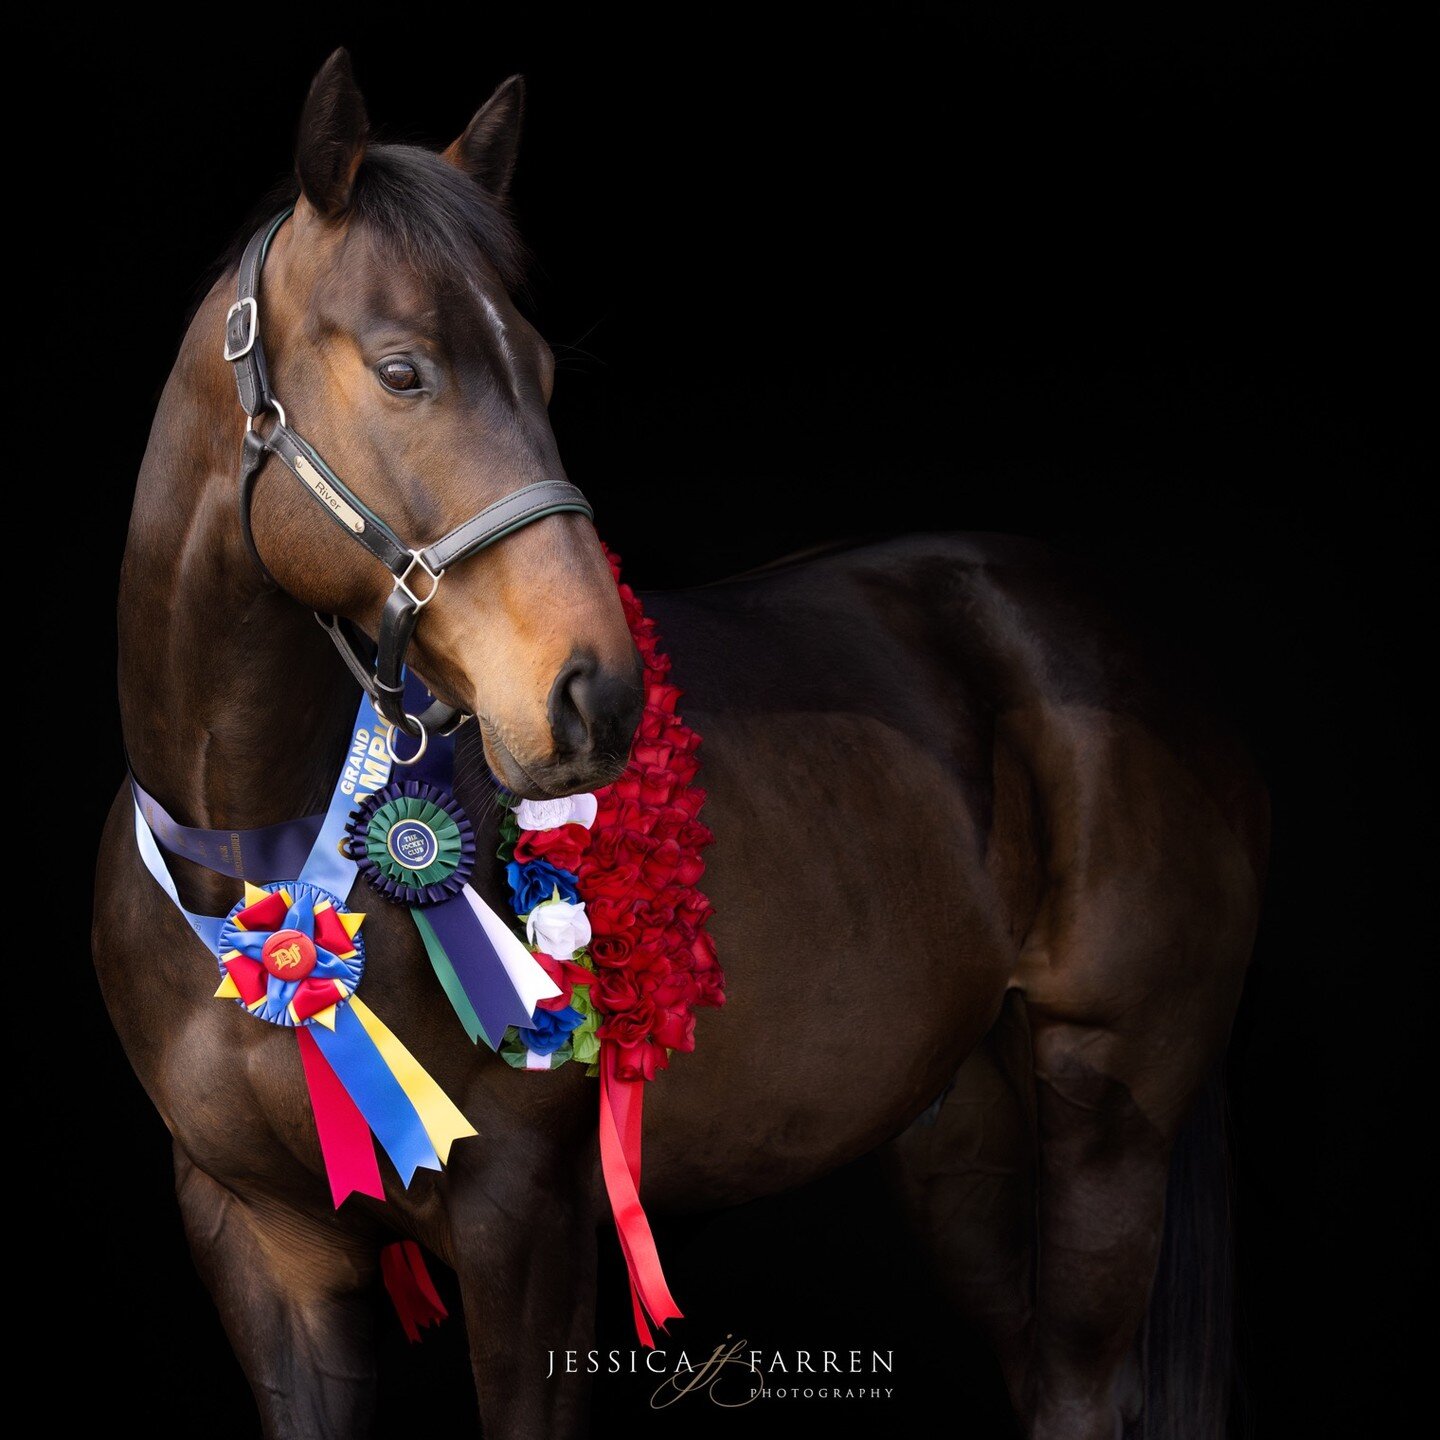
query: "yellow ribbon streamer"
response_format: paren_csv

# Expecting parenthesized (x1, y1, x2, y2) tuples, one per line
(348, 996, 477, 1162)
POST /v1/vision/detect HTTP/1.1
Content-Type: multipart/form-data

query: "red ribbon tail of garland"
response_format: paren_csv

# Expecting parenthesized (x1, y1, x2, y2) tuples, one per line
(380, 1240, 449, 1343)
(598, 1043, 682, 1347)
(296, 1028, 385, 1209)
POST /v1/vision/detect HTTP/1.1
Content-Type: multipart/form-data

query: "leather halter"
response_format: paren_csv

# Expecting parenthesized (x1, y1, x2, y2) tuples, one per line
(224, 208, 594, 746)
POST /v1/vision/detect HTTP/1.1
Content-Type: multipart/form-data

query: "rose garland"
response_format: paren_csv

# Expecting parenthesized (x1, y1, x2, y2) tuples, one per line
(496, 551, 724, 1080)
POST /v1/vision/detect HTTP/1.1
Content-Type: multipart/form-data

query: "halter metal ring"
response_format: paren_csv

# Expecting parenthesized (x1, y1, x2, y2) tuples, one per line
(384, 715, 430, 766)
(245, 397, 288, 435)
(396, 550, 444, 608)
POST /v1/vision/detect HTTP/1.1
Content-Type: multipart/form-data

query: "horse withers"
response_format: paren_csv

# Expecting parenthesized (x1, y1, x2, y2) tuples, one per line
(95, 51, 1266, 1440)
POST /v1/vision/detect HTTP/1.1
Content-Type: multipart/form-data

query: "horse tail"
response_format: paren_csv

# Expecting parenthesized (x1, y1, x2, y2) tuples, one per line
(1138, 1066, 1243, 1438)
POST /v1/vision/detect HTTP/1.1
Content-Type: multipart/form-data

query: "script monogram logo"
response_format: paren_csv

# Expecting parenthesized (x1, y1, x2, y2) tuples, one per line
(269, 943, 304, 971)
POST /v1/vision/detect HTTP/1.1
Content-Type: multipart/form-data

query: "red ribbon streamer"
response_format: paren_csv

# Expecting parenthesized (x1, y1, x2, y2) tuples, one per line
(380, 1240, 449, 1343)
(598, 1043, 682, 1346)
(296, 1027, 385, 1208)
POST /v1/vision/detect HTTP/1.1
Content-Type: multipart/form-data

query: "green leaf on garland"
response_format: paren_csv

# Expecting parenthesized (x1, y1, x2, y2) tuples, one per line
(497, 804, 520, 857)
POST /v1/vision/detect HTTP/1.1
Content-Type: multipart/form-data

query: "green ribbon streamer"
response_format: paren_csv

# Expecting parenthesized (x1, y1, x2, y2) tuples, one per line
(411, 910, 492, 1049)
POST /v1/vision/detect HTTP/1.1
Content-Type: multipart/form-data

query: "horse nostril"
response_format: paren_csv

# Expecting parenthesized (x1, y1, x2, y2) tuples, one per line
(547, 656, 595, 758)
(546, 652, 643, 764)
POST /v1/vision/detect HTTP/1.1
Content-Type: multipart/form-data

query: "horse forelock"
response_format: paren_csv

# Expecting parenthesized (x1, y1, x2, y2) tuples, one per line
(201, 142, 526, 322)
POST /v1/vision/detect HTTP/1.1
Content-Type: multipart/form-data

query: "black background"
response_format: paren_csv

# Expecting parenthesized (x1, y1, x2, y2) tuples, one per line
(20, 5, 1427, 1436)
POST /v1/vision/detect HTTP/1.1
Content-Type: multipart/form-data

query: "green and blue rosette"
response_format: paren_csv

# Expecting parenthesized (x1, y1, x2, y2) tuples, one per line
(347, 780, 475, 907)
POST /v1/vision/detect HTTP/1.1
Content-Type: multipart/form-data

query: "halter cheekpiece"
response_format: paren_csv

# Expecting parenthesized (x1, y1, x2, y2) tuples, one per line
(225, 208, 594, 744)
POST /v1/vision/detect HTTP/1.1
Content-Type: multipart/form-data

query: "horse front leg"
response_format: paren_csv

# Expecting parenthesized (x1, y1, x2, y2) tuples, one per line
(449, 1130, 603, 1440)
(174, 1145, 380, 1439)
(884, 993, 1036, 1413)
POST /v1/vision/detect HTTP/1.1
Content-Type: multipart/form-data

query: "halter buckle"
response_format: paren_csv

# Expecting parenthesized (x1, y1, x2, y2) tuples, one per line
(223, 298, 259, 362)
(396, 550, 444, 609)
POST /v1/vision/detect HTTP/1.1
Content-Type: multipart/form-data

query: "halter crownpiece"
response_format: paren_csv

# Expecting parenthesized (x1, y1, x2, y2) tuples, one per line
(225, 208, 595, 741)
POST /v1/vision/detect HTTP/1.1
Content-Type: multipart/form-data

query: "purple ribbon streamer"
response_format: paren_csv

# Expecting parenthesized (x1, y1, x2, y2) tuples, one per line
(130, 777, 324, 881)
(423, 893, 536, 1039)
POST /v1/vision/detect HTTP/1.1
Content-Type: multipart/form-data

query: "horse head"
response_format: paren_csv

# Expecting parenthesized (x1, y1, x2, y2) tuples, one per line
(244, 50, 640, 798)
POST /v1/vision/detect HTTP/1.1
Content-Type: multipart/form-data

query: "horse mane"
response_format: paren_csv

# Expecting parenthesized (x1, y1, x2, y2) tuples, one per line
(203, 142, 526, 309)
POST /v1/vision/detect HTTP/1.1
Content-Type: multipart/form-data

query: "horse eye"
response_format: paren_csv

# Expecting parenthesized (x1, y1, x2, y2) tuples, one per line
(378, 359, 420, 393)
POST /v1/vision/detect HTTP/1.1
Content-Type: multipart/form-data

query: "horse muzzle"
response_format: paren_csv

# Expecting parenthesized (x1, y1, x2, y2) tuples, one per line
(481, 650, 643, 799)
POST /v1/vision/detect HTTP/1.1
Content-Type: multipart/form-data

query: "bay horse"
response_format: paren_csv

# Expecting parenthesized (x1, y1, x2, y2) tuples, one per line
(95, 51, 1267, 1440)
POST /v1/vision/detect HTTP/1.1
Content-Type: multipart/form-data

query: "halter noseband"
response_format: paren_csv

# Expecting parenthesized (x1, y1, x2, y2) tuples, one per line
(224, 208, 594, 744)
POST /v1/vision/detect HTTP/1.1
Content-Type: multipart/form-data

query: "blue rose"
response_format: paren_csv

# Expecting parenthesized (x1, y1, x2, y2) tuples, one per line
(523, 1005, 584, 1056)
(505, 859, 579, 913)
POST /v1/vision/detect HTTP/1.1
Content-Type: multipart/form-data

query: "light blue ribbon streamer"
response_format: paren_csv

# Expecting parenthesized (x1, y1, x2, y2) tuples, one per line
(300, 693, 395, 897)
(133, 801, 224, 952)
(309, 1003, 441, 1184)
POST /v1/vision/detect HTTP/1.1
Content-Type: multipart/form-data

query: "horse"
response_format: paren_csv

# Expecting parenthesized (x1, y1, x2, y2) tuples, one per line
(95, 50, 1267, 1440)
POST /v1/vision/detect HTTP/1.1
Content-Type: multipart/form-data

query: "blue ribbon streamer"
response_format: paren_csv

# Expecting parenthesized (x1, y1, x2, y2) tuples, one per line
(394, 671, 460, 786)
(309, 1003, 441, 1185)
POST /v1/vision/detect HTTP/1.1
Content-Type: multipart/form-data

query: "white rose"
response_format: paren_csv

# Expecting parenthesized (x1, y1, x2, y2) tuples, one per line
(515, 793, 599, 832)
(526, 897, 592, 958)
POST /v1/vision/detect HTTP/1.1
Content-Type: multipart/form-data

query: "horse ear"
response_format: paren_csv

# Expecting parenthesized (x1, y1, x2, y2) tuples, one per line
(443, 75, 525, 197)
(295, 49, 369, 217)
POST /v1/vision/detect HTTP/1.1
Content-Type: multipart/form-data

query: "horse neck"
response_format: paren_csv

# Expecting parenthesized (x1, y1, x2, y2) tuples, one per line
(119, 282, 356, 835)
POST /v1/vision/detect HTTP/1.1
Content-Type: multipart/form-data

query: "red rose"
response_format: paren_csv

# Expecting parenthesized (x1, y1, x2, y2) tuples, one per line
(639, 838, 684, 891)
(638, 766, 680, 806)
(586, 827, 657, 870)
(610, 1036, 671, 1081)
(591, 968, 649, 1018)
(635, 898, 677, 937)
(612, 774, 643, 804)
(584, 895, 638, 938)
(648, 683, 682, 715)
(688, 931, 718, 970)
(594, 795, 650, 835)
(650, 970, 694, 1013)
(653, 1007, 696, 1052)
(633, 741, 674, 771)
(668, 754, 700, 786)
(532, 952, 595, 1011)
(628, 938, 672, 976)
(579, 861, 646, 907)
(513, 822, 592, 874)
(590, 973, 653, 1031)
(693, 970, 726, 1007)
(676, 891, 715, 929)
(589, 933, 635, 969)
(643, 804, 685, 841)
(673, 787, 706, 819)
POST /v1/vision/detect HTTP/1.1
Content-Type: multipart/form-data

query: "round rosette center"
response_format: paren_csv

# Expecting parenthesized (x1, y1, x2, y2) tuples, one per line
(216, 881, 365, 1028)
(347, 780, 475, 906)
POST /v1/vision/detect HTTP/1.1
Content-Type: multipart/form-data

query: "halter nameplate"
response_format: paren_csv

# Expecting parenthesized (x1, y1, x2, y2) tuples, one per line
(293, 454, 366, 534)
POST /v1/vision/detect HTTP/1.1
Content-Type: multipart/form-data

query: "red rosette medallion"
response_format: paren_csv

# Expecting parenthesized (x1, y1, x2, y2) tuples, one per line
(261, 927, 318, 981)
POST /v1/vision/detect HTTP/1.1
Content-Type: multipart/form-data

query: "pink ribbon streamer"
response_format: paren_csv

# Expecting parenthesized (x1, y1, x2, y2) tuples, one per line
(296, 1027, 385, 1207)
(598, 1044, 682, 1346)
